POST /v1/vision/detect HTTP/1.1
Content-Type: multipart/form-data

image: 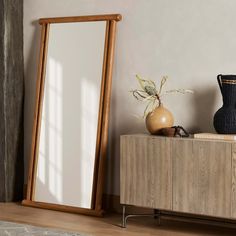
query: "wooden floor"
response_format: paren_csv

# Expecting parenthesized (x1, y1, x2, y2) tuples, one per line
(0, 203, 236, 235)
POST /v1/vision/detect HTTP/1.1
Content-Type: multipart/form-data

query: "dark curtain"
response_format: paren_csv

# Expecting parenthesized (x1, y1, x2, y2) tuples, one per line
(0, 0, 24, 201)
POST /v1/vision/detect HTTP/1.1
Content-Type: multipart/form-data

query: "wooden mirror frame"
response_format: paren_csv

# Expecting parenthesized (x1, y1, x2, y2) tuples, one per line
(22, 14, 122, 216)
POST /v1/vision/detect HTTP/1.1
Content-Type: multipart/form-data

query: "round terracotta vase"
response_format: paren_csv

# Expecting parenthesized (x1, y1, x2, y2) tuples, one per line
(146, 104, 174, 134)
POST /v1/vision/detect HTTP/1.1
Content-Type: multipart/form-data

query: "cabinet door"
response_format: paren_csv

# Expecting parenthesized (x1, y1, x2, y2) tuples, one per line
(173, 139, 231, 218)
(120, 135, 172, 210)
(231, 143, 236, 218)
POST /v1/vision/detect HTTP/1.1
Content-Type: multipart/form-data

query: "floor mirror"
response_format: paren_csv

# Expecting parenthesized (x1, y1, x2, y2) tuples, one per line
(23, 14, 121, 216)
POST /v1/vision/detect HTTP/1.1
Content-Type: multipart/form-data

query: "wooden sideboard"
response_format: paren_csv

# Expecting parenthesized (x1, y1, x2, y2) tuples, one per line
(120, 134, 236, 220)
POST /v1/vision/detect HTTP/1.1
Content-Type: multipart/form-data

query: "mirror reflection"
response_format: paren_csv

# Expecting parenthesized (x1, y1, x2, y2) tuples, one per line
(34, 21, 106, 209)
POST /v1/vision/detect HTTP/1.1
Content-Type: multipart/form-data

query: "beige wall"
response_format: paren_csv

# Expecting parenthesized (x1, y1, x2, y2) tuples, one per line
(24, 0, 236, 195)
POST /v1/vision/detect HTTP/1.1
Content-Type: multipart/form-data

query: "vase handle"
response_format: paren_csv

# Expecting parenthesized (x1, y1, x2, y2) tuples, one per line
(217, 74, 223, 94)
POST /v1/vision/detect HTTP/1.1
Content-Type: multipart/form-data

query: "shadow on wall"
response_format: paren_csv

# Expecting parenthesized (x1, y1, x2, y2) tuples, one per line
(105, 102, 146, 195)
(189, 86, 218, 134)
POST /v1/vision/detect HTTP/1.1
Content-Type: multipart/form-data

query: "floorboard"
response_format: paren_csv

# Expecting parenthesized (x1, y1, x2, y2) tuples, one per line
(0, 203, 236, 235)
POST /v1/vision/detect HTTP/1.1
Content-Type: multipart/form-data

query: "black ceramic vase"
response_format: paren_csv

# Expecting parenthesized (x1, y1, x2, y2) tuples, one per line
(214, 74, 236, 134)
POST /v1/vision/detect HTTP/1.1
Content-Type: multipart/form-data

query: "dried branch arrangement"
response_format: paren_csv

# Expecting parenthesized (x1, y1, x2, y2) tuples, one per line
(131, 74, 193, 117)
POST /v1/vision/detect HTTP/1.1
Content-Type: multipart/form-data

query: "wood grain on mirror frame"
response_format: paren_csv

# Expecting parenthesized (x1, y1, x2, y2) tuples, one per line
(23, 14, 121, 216)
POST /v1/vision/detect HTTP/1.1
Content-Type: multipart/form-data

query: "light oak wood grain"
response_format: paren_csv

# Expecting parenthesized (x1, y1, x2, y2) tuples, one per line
(95, 20, 118, 211)
(172, 139, 231, 218)
(26, 24, 49, 200)
(120, 135, 172, 210)
(172, 139, 197, 214)
(31, 23, 50, 201)
(231, 143, 236, 218)
(39, 14, 122, 24)
(121, 134, 234, 220)
(22, 200, 103, 217)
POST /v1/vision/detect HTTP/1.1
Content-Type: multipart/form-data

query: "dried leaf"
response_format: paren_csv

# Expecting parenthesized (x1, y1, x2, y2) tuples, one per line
(158, 76, 168, 94)
(143, 100, 153, 118)
(144, 86, 157, 96)
(165, 89, 194, 94)
(136, 74, 146, 90)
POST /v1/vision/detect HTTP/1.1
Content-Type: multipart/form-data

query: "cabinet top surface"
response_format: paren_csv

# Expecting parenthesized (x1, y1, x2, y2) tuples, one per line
(120, 133, 236, 143)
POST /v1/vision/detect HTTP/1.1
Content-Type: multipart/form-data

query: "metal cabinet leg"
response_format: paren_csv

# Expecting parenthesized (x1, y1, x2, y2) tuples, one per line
(122, 205, 127, 228)
(121, 205, 161, 228)
(154, 209, 161, 225)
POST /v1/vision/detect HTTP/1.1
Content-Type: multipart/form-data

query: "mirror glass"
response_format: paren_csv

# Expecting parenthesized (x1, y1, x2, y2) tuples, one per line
(34, 21, 106, 209)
